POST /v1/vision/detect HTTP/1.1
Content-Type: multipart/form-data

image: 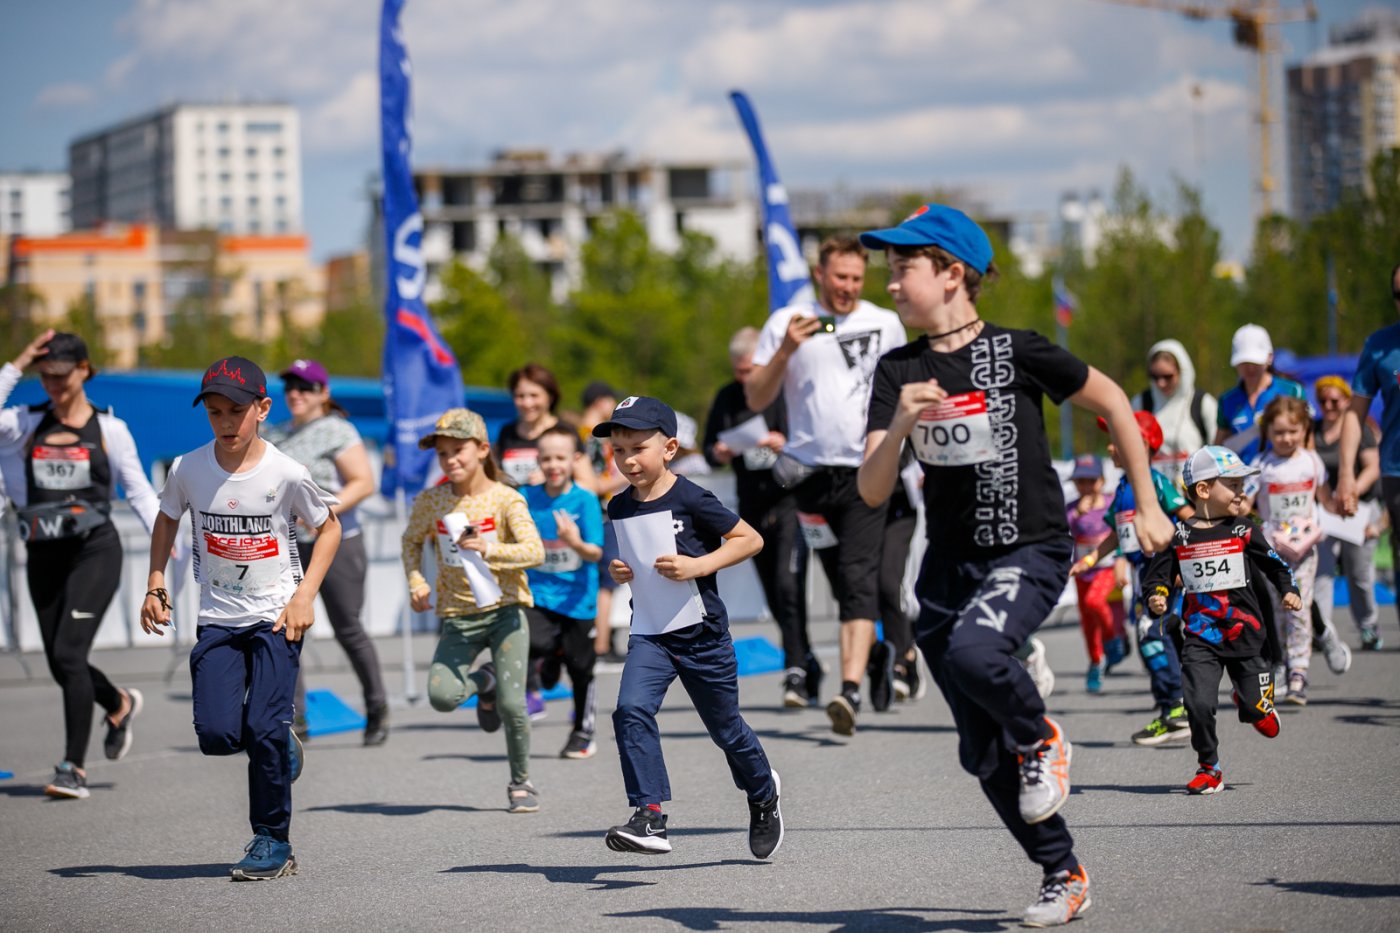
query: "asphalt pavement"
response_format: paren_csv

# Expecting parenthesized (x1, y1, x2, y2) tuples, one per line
(2, 611, 1398, 932)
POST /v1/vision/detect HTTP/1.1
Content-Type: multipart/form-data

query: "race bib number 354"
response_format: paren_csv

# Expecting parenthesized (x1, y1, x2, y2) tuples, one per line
(1178, 538, 1247, 593)
(912, 391, 995, 467)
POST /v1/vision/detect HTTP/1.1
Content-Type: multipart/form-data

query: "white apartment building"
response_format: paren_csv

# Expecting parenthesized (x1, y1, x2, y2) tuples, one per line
(0, 172, 70, 236)
(68, 103, 303, 236)
(414, 150, 757, 303)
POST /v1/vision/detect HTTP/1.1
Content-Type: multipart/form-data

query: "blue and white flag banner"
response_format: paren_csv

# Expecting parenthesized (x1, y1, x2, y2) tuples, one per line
(379, 0, 464, 495)
(729, 90, 815, 314)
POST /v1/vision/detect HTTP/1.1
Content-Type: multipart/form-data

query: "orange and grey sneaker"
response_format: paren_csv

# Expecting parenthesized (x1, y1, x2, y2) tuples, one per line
(1023, 863, 1091, 927)
(1018, 717, 1072, 824)
(1186, 764, 1224, 795)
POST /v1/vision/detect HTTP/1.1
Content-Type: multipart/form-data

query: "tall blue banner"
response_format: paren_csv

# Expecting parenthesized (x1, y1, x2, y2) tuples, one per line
(379, 0, 464, 494)
(729, 90, 814, 313)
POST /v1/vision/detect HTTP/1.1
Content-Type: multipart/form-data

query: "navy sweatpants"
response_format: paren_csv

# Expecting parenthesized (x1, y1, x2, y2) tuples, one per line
(915, 536, 1078, 875)
(613, 620, 774, 807)
(190, 622, 301, 841)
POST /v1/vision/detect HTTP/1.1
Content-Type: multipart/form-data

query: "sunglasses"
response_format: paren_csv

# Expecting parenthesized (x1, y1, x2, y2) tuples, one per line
(283, 377, 322, 394)
(1148, 371, 1177, 383)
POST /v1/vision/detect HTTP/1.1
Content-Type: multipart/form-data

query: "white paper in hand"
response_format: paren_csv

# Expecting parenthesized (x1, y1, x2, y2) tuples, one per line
(614, 510, 705, 636)
(441, 512, 504, 607)
(716, 415, 768, 454)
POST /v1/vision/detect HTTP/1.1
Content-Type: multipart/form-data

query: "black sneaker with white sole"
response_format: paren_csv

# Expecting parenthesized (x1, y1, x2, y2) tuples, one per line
(826, 691, 859, 736)
(44, 762, 89, 799)
(560, 730, 597, 759)
(781, 669, 809, 708)
(748, 771, 784, 859)
(605, 807, 671, 854)
(103, 687, 143, 761)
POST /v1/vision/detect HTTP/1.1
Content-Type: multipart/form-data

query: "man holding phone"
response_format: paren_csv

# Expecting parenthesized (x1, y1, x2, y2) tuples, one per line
(745, 235, 908, 736)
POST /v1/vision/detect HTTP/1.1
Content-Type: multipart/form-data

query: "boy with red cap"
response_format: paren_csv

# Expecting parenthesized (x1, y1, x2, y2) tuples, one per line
(1072, 410, 1194, 745)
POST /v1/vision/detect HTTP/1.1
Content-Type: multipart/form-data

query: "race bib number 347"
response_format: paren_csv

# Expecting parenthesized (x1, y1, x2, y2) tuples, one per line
(912, 391, 995, 467)
(1178, 538, 1247, 593)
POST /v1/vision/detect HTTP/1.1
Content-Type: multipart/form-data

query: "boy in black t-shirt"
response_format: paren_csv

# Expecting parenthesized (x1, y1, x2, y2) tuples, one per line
(593, 396, 783, 860)
(858, 204, 1174, 927)
(1142, 446, 1296, 796)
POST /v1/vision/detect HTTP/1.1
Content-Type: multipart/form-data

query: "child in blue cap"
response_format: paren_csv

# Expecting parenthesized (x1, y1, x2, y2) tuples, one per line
(857, 204, 1175, 926)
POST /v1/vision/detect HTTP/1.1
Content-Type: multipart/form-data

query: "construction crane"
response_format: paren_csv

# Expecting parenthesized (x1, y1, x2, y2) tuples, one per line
(1098, 1, 1319, 217)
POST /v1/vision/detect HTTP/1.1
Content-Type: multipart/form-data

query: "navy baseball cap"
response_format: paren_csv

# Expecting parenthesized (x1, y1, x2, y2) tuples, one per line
(194, 356, 269, 407)
(1070, 454, 1103, 480)
(591, 396, 678, 439)
(859, 204, 994, 274)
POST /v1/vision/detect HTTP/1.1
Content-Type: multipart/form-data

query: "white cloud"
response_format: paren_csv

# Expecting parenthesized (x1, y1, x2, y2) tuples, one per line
(33, 82, 95, 110)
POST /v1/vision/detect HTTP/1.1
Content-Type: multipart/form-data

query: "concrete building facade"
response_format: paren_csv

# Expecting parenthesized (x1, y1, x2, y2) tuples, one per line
(1288, 10, 1400, 221)
(413, 150, 756, 302)
(69, 103, 303, 236)
(0, 172, 71, 237)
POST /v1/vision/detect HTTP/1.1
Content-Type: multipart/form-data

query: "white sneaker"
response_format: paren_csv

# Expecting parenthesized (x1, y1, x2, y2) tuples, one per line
(1322, 630, 1353, 675)
(1023, 864, 1091, 927)
(1021, 637, 1055, 700)
(1272, 664, 1288, 698)
(1018, 717, 1072, 824)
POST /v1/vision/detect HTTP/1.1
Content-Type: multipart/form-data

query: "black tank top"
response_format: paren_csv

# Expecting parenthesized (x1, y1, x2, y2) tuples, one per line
(24, 405, 113, 514)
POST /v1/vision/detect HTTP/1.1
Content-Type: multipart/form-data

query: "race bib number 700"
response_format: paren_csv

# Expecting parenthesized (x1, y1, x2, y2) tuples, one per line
(911, 391, 996, 467)
(1178, 538, 1247, 593)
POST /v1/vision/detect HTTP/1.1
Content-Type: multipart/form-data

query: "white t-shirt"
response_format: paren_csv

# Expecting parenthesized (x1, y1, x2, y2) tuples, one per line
(1256, 448, 1326, 528)
(159, 440, 336, 628)
(753, 299, 906, 467)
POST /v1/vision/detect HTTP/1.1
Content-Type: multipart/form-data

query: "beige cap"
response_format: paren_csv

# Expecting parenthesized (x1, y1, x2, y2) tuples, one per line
(418, 408, 489, 449)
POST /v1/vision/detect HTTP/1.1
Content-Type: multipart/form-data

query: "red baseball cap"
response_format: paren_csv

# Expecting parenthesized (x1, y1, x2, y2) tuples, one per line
(1096, 410, 1163, 454)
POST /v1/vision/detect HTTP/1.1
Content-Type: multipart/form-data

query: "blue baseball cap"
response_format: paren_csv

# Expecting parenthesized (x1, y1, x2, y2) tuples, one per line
(591, 395, 678, 439)
(1070, 454, 1103, 480)
(859, 204, 994, 274)
(1182, 445, 1259, 487)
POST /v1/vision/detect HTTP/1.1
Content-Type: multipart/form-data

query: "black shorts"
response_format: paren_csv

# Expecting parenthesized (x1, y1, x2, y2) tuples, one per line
(795, 466, 888, 622)
(524, 605, 596, 667)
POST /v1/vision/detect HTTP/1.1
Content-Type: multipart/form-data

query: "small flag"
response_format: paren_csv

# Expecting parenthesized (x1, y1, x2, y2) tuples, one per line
(1053, 275, 1077, 328)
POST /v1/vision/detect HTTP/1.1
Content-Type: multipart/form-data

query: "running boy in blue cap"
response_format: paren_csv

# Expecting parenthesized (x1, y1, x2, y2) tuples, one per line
(857, 204, 1174, 927)
(595, 395, 783, 860)
(140, 356, 341, 881)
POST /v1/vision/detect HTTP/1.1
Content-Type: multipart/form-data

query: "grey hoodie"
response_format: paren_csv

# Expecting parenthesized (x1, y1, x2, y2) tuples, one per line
(1132, 339, 1218, 480)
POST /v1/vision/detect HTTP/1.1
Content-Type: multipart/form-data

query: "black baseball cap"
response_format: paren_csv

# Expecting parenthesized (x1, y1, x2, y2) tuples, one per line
(590, 395, 678, 438)
(581, 380, 618, 409)
(193, 356, 269, 407)
(37, 332, 97, 380)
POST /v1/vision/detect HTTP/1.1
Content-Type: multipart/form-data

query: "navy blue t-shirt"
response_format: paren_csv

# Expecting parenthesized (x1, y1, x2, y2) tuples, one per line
(607, 474, 740, 629)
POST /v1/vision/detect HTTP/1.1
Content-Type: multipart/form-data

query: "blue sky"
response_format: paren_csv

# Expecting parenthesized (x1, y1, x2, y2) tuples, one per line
(0, 1, 1385, 265)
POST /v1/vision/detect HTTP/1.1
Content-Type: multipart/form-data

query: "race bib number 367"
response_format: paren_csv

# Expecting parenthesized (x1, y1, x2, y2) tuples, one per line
(32, 446, 91, 491)
(1178, 538, 1247, 593)
(912, 391, 995, 467)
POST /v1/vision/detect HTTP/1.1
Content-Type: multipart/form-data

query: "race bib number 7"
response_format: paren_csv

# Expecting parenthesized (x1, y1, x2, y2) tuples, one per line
(911, 391, 996, 467)
(1178, 538, 1247, 593)
(204, 533, 282, 595)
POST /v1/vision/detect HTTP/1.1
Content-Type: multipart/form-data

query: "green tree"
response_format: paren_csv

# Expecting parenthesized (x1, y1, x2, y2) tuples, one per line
(435, 257, 533, 389)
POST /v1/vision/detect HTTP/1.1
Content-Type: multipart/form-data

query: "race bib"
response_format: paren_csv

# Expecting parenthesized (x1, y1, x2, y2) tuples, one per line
(204, 532, 282, 595)
(501, 448, 539, 485)
(1267, 480, 1313, 522)
(541, 540, 582, 574)
(1178, 538, 1247, 593)
(797, 511, 837, 550)
(1115, 510, 1141, 555)
(32, 445, 91, 491)
(742, 446, 779, 471)
(911, 391, 996, 467)
(436, 515, 499, 563)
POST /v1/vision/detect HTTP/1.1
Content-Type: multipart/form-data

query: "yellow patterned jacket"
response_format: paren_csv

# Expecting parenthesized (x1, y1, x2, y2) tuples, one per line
(401, 481, 544, 617)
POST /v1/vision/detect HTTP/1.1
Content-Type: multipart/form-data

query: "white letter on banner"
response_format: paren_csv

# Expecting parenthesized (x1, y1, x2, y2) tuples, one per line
(766, 183, 788, 205)
(394, 213, 425, 301)
(767, 222, 807, 284)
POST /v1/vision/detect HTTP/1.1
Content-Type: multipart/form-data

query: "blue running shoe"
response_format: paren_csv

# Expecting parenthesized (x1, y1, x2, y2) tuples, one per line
(230, 832, 297, 881)
(289, 727, 304, 784)
(1103, 637, 1127, 672)
(1085, 664, 1104, 695)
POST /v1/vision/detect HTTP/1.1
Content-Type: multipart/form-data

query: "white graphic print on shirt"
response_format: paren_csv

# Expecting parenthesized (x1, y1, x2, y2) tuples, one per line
(971, 332, 1019, 549)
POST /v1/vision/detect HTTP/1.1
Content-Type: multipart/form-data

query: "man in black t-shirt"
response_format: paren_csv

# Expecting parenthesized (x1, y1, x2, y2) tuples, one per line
(704, 327, 819, 707)
(856, 204, 1173, 928)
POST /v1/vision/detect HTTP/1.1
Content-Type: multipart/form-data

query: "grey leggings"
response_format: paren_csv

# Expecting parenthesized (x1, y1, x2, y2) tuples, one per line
(295, 534, 387, 713)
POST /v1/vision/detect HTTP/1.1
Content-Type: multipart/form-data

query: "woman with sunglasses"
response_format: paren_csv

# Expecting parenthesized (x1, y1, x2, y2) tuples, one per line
(1131, 339, 1217, 485)
(265, 359, 388, 745)
(0, 330, 160, 799)
(1313, 375, 1383, 651)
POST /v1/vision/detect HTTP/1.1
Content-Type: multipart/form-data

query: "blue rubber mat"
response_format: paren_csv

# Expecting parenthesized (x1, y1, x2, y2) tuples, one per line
(734, 636, 785, 677)
(1333, 578, 1395, 608)
(304, 688, 367, 737)
(0, 771, 12, 780)
(459, 682, 572, 708)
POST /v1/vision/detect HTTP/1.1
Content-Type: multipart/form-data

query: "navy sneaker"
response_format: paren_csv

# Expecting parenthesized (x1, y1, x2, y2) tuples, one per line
(230, 832, 297, 881)
(476, 664, 501, 733)
(606, 807, 671, 854)
(288, 727, 304, 784)
(748, 770, 784, 859)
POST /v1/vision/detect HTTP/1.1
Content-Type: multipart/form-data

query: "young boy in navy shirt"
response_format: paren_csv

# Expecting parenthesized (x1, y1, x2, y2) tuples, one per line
(595, 396, 783, 859)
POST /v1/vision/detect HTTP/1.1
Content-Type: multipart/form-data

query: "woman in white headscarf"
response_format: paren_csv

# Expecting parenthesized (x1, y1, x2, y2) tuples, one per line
(1132, 339, 1218, 484)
